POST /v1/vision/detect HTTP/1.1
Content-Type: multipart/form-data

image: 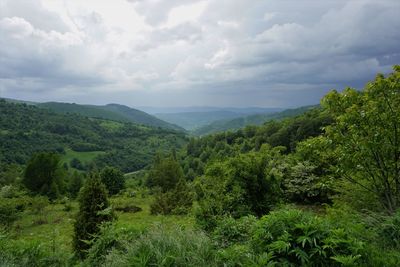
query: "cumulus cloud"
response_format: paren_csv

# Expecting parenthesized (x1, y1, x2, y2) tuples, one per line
(0, 0, 399, 107)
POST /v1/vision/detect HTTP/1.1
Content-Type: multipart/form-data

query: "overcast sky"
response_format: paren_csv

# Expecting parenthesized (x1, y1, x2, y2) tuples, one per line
(0, 0, 399, 108)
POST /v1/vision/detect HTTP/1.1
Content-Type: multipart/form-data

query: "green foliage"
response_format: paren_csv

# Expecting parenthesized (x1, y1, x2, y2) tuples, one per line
(73, 173, 114, 259)
(195, 146, 284, 231)
(0, 101, 188, 173)
(84, 222, 125, 267)
(23, 152, 64, 200)
(193, 105, 318, 136)
(101, 224, 216, 267)
(0, 164, 22, 186)
(322, 66, 400, 213)
(147, 153, 184, 192)
(379, 210, 400, 249)
(251, 208, 364, 266)
(29, 196, 49, 215)
(0, 198, 20, 227)
(0, 234, 68, 267)
(150, 178, 193, 215)
(148, 154, 194, 215)
(68, 171, 84, 198)
(212, 215, 257, 248)
(100, 167, 125, 196)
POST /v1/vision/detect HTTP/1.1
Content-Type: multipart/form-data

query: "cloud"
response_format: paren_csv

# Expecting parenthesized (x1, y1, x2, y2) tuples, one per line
(1, 0, 399, 107)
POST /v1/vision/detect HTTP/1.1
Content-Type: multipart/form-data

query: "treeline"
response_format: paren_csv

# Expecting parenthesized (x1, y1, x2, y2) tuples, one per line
(0, 101, 187, 172)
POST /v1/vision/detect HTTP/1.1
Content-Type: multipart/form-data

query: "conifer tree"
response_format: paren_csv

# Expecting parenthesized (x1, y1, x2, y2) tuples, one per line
(72, 172, 114, 259)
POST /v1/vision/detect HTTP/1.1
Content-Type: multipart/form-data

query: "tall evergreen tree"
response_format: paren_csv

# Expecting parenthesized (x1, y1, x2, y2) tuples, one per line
(73, 173, 114, 259)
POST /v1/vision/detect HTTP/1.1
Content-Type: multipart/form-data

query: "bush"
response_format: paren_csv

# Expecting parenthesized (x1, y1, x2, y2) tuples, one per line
(100, 167, 125, 196)
(212, 215, 257, 248)
(29, 196, 49, 215)
(73, 173, 114, 259)
(251, 208, 365, 266)
(0, 198, 20, 227)
(379, 210, 400, 249)
(150, 179, 193, 215)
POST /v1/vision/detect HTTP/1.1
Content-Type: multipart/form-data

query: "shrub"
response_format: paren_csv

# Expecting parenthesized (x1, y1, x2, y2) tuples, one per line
(73, 173, 114, 259)
(379, 210, 400, 249)
(150, 179, 193, 215)
(212, 215, 257, 248)
(29, 196, 49, 215)
(0, 198, 20, 227)
(100, 167, 125, 196)
(251, 208, 365, 266)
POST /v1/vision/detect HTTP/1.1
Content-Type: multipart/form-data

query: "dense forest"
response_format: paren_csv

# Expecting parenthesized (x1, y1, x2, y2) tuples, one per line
(0, 101, 187, 172)
(0, 67, 400, 266)
(192, 105, 317, 136)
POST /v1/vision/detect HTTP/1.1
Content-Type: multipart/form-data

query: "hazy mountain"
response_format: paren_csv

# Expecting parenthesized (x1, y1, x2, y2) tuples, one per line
(192, 105, 318, 136)
(154, 111, 245, 130)
(139, 106, 283, 114)
(151, 107, 284, 130)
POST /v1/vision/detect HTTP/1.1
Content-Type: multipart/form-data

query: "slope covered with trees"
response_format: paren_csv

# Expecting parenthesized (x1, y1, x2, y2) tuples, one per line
(193, 105, 317, 136)
(0, 100, 187, 172)
(38, 102, 183, 131)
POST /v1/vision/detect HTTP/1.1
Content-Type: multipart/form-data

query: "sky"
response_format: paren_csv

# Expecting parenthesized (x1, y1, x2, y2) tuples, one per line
(0, 0, 399, 108)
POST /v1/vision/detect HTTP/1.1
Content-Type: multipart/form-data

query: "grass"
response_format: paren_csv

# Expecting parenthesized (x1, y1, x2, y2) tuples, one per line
(9, 194, 194, 255)
(60, 148, 105, 166)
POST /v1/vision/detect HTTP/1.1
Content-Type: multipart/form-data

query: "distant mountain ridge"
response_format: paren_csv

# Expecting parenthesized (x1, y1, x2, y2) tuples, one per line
(192, 105, 318, 136)
(140, 106, 283, 114)
(153, 108, 284, 130)
(37, 102, 184, 131)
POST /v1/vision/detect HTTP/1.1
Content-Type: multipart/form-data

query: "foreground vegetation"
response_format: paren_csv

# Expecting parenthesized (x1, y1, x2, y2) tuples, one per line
(1, 66, 400, 266)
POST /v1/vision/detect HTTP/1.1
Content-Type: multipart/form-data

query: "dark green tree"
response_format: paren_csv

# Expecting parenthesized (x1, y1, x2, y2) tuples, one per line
(73, 173, 114, 259)
(147, 154, 184, 192)
(100, 167, 125, 196)
(148, 153, 193, 215)
(68, 171, 84, 198)
(22, 152, 63, 199)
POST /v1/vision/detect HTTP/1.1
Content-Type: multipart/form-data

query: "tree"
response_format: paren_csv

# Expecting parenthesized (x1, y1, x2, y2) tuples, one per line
(148, 153, 193, 215)
(146, 154, 184, 192)
(195, 145, 284, 231)
(100, 167, 125, 196)
(322, 66, 400, 214)
(22, 152, 63, 199)
(68, 171, 84, 198)
(73, 173, 114, 259)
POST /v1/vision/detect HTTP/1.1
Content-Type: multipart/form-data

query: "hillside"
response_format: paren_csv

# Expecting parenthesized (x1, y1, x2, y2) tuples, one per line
(154, 110, 244, 130)
(192, 105, 317, 135)
(37, 102, 183, 131)
(153, 108, 283, 130)
(0, 100, 187, 172)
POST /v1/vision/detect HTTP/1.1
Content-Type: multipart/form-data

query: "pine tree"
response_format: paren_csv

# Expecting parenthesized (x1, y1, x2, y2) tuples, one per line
(72, 172, 114, 259)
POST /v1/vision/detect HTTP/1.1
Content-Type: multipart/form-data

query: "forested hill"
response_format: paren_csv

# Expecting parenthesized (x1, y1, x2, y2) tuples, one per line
(192, 105, 317, 136)
(0, 100, 187, 172)
(180, 107, 333, 180)
(36, 102, 184, 131)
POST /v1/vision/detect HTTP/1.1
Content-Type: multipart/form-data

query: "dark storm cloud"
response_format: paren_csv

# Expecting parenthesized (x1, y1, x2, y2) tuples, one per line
(0, 0, 399, 107)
